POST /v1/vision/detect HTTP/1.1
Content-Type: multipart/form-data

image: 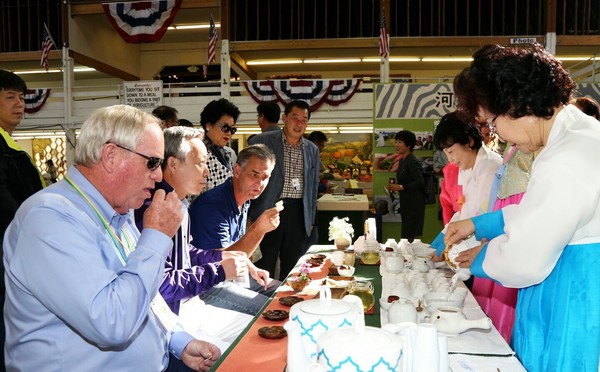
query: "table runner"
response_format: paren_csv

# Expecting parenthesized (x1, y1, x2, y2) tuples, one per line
(212, 252, 333, 371)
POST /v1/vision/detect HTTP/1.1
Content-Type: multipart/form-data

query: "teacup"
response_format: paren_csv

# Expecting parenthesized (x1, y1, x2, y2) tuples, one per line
(385, 255, 405, 274)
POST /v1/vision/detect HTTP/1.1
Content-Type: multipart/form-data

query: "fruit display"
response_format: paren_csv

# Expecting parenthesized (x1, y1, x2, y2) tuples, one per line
(320, 140, 372, 181)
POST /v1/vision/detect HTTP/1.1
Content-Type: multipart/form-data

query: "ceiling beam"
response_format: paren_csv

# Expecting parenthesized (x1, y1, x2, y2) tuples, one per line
(71, 0, 218, 16)
(230, 52, 256, 80)
(230, 36, 548, 52)
(70, 50, 139, 81)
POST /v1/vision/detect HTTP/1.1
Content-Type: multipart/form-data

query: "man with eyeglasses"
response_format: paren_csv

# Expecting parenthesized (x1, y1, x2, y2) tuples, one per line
(248, 100, 320, 281)
(135, 126, 255, 350)
(200, 98, 240, 191)
(3, 105, 220, 371)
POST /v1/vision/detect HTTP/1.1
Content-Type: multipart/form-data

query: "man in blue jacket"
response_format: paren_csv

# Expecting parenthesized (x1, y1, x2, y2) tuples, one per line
(249, 100, 320, 280)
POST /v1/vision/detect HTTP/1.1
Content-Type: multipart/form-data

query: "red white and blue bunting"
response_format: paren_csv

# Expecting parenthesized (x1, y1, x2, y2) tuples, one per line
(102, 0, 182, 43)
(24, 88, 51, 114)
(243, 79, 362, 112)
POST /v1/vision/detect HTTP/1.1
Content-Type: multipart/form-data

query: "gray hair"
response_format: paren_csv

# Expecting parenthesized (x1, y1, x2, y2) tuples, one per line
(162, 126, 205, 169)
(236, 144, 276, 169)
(75, 105, 160, 167)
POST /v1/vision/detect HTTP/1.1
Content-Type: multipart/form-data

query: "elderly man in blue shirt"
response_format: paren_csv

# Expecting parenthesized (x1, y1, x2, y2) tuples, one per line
(189, 144, 283, 314)
(3, 105, 219, 371)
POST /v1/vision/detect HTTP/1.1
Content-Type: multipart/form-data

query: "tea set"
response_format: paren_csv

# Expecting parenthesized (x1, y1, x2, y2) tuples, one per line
(284, 236, 491, 371)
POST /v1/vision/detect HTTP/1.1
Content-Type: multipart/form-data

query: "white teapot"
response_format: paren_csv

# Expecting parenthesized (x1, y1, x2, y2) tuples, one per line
(286, 316, 408, 372)
(380, 297, 418, 323)
(431, 306, 492, 337)
(315, 323, 406, 372)
(287, 286, 363, 363)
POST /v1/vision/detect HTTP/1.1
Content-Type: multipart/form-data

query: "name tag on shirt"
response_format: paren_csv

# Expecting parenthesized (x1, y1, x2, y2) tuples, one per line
(151, 294, 178, 333)
(292, 178, 300, 191)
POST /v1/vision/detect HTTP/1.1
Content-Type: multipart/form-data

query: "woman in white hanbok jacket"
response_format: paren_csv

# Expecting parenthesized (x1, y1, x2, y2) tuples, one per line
(431, 112, 502, 257)
(446, 43, 600, 372)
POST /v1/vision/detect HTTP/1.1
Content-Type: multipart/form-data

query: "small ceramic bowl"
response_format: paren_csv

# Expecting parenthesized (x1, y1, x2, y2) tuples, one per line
(423, 292, 465, 313)
(337, 265, 355, 277)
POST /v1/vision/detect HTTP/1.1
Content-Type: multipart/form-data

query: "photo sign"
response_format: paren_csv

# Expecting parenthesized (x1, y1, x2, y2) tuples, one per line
(124, 81, 163, 110)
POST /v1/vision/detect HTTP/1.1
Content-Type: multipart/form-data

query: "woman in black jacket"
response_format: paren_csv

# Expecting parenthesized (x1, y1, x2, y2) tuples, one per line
(387, 130, 426, 242)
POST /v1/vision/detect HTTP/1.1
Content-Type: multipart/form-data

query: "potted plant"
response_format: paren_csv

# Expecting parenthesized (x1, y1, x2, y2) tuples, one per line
(328, 217, 355, 250)
(287, 262, 312, 291)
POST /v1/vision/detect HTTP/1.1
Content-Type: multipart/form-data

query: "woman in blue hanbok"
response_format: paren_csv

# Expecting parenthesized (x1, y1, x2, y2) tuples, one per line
(446, 43, 600, 372)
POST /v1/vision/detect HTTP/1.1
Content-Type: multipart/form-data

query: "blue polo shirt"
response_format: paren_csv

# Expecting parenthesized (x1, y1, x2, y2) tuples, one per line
(189, 178, 250, 250)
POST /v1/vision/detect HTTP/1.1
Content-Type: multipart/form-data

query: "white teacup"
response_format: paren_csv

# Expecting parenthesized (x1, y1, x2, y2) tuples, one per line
(385, 255, 405, 274)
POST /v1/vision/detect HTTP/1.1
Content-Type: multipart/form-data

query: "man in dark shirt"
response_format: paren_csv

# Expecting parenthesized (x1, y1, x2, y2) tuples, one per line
(0, 69, 45, 369)
(189, 144, 282, 314)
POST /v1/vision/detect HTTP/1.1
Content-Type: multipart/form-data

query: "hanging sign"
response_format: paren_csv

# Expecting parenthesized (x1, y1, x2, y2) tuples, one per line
(124, 80, 163, 110)
(509, 37, 538, 44)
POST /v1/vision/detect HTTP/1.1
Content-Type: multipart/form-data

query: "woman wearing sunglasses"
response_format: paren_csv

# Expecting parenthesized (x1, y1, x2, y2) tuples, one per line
(200, 98, 241, 191)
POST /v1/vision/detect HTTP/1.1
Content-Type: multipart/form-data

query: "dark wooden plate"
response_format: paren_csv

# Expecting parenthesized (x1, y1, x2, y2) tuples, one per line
(278, 296, 304, 306)
(262, 309, 290, 321)
(258, 326, 287, 339)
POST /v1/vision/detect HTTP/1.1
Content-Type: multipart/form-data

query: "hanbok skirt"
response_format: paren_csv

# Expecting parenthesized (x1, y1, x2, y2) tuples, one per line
(512, 242, 600, 372)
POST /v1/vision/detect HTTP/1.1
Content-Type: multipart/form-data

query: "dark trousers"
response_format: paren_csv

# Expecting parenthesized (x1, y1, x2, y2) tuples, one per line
(256, 199, 307, 281)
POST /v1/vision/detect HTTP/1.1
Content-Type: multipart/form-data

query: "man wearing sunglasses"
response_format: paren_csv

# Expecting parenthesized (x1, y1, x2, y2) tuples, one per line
(3, 105, 219, 371)
(200, 98, 240, 191)
(248, 100, 320, 281)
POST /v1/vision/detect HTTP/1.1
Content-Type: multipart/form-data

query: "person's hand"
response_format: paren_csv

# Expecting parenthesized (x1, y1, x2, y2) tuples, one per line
(220, 252, 248, 280)
(248, 260, 271, 290)
(254, 205, 282, 234)
(387, 183, 404, 192)
(181, 339, 221, 372)
(142, 189, 183, 238)
(430, 251, 444, 262)
(444, 219, 476, 246)
(454, 240, 486, 268)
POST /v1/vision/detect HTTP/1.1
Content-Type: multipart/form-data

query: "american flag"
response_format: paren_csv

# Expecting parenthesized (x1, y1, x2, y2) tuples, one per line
(40, 23, 55, 70)
(207, 14, 218, 66)
(379, 14, 389, 58)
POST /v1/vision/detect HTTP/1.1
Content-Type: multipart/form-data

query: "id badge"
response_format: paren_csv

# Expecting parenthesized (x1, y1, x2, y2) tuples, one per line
(150, 294, 179, 332)
(292, 178, 300, 191)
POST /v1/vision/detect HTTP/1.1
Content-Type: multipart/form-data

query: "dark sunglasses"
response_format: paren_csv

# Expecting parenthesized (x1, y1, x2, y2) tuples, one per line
(215, 122, 238, 135)
(109, 142, 163, 170)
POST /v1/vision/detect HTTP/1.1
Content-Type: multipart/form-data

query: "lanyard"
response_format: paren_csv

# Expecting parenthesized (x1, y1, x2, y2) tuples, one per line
(64, 175, 134, 265)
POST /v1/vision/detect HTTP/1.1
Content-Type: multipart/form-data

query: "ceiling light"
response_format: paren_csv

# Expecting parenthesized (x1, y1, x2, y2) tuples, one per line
(167, 23, 221, 30)
(246, 59, 302, 65)
(234, 129, 261, 134)
(339, 129, 372, 134)
(362, 57, 421, 62)
(421, 57, 473, 62)
(557, 56, 595, 61)
(304, 58, 361, 64)
(14, 67, 96, 75)
(307, 126, 338, 131)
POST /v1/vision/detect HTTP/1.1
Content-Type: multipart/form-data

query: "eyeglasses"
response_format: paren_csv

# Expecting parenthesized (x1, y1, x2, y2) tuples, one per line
(486, 116, 498, 134)
(109, 142, 163, 170)
(215, 122, 238, 135)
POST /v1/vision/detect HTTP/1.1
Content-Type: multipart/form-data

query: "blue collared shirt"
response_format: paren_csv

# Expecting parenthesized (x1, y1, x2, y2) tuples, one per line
(189, 178, 250, 250)
(3, 166, 192, 371)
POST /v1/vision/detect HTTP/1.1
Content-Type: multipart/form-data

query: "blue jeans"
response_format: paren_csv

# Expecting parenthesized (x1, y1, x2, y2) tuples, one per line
(199, 276, 280, 315)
